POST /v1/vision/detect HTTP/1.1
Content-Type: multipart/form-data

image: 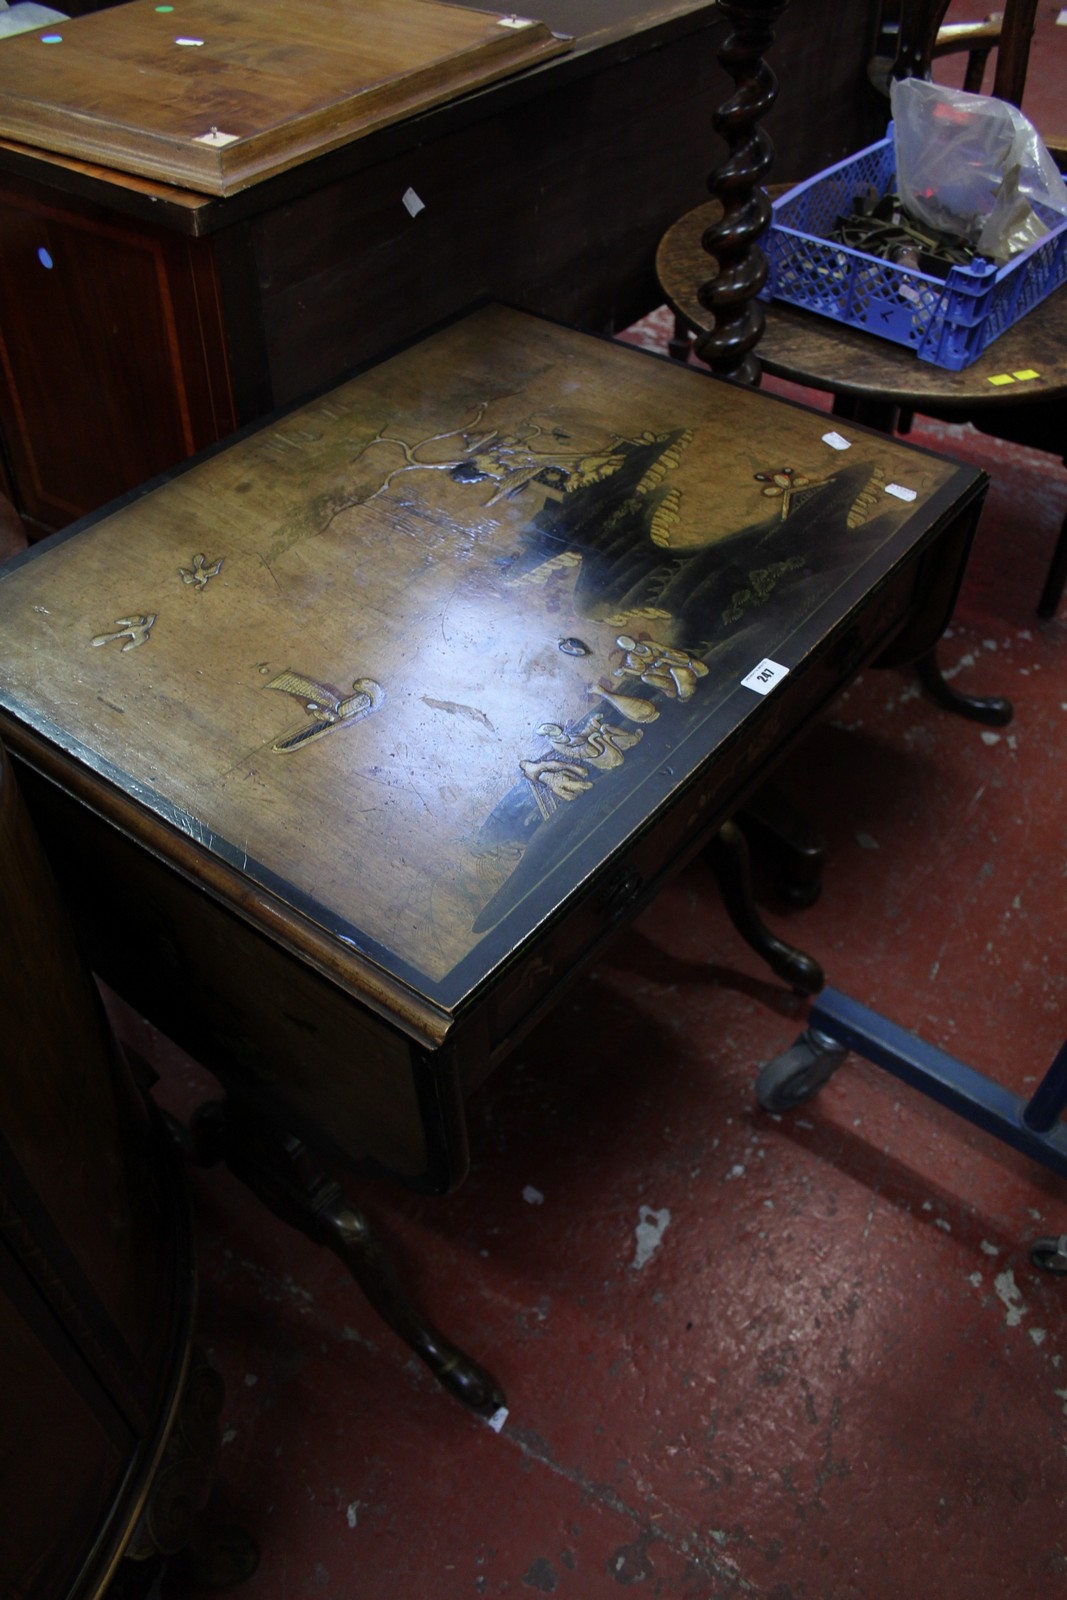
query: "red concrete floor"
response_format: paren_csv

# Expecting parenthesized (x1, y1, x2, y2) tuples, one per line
(111, 16, 1067, 1599)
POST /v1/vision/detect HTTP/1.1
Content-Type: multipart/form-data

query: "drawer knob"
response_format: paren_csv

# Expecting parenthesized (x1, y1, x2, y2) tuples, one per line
(599, 865, 643, 918)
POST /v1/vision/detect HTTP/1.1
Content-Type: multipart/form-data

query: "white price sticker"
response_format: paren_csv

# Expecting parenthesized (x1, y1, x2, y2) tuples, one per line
(741, 659, 789, 695)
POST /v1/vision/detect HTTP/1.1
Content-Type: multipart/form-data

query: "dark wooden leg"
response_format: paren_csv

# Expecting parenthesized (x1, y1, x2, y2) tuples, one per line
(106, 1554, 168, 1598)
(706, 819, 824, 994)
(114, 1351, 259, 1595)
(832, 393, 901, 434)
(737, 780, 825, 906)
(1037, 503, 1067, 620)
(962, 43, 995, 93)
(668, 310, 693, 363)
(916, 650, 1013, 726)
(835, 395, 1015, 718)
(186, 1101, 506, 1418)
(179, 1525, 263, 1592)
(694, 0, 790, 383)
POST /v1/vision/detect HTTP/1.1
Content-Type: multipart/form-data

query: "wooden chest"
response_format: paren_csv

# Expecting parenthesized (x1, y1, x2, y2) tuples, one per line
(0, 0, 567, 195)
(0, 306, 985, 1189)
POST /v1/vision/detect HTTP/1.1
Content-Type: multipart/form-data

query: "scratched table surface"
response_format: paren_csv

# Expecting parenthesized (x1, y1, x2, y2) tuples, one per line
(0, 305, 974, 1013)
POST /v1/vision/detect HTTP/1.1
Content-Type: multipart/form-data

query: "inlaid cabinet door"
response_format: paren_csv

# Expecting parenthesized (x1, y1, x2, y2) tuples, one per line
(0, 178, 235, 530)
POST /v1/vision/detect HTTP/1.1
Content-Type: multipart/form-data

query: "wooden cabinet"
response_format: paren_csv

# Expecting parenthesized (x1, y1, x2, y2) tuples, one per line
(0, 0, 885, 536)
(0, 175, 234, 528)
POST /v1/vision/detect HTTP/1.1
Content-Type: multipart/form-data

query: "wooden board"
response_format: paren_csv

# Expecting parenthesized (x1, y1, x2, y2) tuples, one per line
(0, 0, 569, 195)
(0, 305, 971, 1009)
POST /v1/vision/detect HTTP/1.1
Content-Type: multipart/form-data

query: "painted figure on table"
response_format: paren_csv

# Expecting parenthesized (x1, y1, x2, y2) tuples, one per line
(456, 413, 914, 934)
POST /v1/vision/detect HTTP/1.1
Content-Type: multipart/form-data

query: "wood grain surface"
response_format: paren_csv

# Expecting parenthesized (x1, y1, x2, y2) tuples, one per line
(0, 0, 569, 195)
(0, 306, 972, 1006)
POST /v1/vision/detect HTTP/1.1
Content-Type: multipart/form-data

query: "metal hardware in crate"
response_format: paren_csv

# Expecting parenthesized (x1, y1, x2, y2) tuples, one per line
(758, 128, 1067, 370)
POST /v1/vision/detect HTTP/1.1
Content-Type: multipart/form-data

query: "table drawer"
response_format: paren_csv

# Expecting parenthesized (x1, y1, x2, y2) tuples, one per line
(476, 548, 934, 1072)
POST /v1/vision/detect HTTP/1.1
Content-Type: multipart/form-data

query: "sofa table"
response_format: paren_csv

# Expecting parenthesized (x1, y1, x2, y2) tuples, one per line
(0, 305, 985, 1410)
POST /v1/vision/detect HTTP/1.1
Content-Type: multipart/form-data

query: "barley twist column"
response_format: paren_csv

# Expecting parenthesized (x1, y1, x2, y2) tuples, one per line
(695, 0, 789, 384)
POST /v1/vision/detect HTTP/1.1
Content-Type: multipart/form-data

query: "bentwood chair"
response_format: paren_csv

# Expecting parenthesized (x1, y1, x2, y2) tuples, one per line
(658, 0, 1067, 639)
(872, 0, 1035, 105)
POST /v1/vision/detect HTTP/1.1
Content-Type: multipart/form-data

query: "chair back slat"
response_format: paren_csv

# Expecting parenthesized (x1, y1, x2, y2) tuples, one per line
(892, 0, 1038, 108)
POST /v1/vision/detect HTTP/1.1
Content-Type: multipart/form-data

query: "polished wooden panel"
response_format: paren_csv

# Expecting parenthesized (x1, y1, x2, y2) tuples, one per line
(0, 739, 195, 1598)
(0, 174, 235, 529)
(0, 1280, 127, 1600)
(7, 493, 972, 1194)
(0, 755, 168, 1405)
(0, 0, 568, 196)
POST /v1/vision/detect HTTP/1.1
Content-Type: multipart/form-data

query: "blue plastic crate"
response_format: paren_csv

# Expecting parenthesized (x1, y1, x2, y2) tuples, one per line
(759, 128, 1067, 370)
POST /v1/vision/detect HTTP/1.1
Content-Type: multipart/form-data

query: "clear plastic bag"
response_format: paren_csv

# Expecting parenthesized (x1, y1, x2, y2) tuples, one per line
(0, 4, 68, 35)
(890, 77, 1067, 263)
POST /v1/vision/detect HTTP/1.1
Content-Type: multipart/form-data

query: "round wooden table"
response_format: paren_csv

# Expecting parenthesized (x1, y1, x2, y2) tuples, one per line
(657, 199, 1067, 618)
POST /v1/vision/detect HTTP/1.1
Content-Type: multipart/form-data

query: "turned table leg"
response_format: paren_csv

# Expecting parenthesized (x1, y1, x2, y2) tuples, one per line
(915, 651, 1013, 727)
(185, 1100, 506, 1418)
(706, 820, 824, 994)
(832, 396, 1015, 727)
